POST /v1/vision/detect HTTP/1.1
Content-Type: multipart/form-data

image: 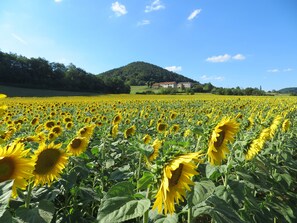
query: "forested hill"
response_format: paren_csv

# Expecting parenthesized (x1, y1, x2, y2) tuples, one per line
(278, 87, 297, 94)
(0, 50, 130, 94)
(98, 61, 199, 86)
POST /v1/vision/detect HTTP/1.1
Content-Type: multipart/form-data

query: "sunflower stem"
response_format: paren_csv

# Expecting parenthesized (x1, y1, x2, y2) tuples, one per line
(188, 206, 193, 223)
(143, 186, 150, 223)
(25, 181, 33, 208)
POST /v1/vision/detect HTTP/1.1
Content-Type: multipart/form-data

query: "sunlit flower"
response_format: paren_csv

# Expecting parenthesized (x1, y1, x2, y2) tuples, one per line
(143, 134, 152, 144)
(112, 113, 122, 125)
(157, 123, 168, 133)
(0, 142, 34, 197)
(32, 142, 68, 186)
(153, 152, 203, 215)
(67, 136, 89, 156)
(148, 139, 162, 162)
(77, 124, 96, 139)
(281, 119, 290, 132)
(207, 117, 240, 165)
(124, 125, 136, 138)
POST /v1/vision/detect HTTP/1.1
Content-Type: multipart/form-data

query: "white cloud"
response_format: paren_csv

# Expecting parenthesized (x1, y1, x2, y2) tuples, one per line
(111, 2, 127, 16)
(137, 20, 150, 26)
(145, 0, 165, 13)
(206, 54, 231, 63)
(206, 53, 246, 63)
(187, 9, 202, 21)
(267, 69, 279, 73)
(165, 66, 182, 73)
(54, 0, 62, 2)
(232, 54, 245, 60)
(283, 68, 293, 72)
(11, 33, 28, 45)
(200, 75, 224, 81)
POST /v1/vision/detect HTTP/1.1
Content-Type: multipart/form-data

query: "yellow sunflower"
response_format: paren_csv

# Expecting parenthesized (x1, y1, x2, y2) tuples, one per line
(124, 125, 136, 139)
(207, 117, 240, 165)
(77, 124, 96, 139)
(170, 124, 180, 134)
(148, 139, 162, 162)
(111, 124, 118, 138)
(157, 123, 168, 133)
(0, 142, 34, 197)
(282, 119, 290, 132)
(112, 113, 122, 125)
(67, 136, 89, 156)
(143, 134, 152, 144)
(32, 142, 68, 186)
(153, 152, 203, 215)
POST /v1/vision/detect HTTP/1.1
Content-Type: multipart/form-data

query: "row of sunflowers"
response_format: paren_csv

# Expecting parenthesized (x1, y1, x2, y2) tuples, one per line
(0, 94, 296, 223)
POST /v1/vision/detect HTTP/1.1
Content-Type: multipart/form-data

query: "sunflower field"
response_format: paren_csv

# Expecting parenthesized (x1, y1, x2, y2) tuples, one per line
(0, 94, 296, 223)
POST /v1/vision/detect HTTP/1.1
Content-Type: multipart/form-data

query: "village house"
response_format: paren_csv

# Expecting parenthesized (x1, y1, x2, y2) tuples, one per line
(177, 82, 193, 89)
(152, 81, 193, 89)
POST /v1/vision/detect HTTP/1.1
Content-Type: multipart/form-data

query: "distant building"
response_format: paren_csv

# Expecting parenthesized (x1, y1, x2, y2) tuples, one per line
(152, 83, 161, 89)
(177, 82, 193, 89)
(159, 82, 177, 88)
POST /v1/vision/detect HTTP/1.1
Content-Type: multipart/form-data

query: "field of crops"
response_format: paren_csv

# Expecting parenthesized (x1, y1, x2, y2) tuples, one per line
(0, 94, 296, 223)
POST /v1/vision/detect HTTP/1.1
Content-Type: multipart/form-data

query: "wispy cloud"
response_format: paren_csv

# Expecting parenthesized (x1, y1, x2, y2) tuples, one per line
(137, 20, 150, 26)
(187, 9, 202, 21)
(283, 68, 293, 72)
(145, 0, 165, 13)
(206, 53, 246, 63)
(54, 0, 62, 3)
(232, 54, 245, 60)
(206, 54, 231, 63)
(165, 66, 182, 72)
(267, 68, 293, 73)
(111, 2, 127, 16)
(200, 75, 224, 81)
(11, 33, 28, 45)
(267, 69, 279, 73)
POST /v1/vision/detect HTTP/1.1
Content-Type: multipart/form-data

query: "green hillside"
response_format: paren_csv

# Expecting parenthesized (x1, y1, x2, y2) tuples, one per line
(278, 87, 297, 94)
(98, 61, 199, 86)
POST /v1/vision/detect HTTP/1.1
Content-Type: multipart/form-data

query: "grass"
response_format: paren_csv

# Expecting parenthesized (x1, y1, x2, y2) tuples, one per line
(130, 85, 160, 94)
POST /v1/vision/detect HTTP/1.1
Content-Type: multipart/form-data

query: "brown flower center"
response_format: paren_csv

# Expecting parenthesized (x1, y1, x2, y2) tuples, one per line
(34, 149, 61, 175)
(214, 129, 225, 148)
(0, 157, 15, 182)
(169, 164, 184, 187)
(71, 138, 82, 149)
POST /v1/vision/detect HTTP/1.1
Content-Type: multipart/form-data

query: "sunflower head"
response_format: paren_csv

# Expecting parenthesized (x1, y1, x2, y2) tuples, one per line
(157, 123, 168, 133)
(143, 134, 152, 144)
(153, 151, 204, 215)
(67, 136, 89, 156)
(207, 117, 240, 165)
(124, 125, 136, 139)
(112, 113, 122, 125)
(32, 142, 68, 186)
(77, 124, 96, 139)
(0, 142, 34, 197)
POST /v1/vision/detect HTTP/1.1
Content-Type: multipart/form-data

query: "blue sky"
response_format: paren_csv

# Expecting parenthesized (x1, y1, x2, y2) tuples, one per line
(0, 0, 296, 91)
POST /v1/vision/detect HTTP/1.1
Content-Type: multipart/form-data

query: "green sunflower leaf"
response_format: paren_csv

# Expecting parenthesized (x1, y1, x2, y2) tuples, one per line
(0, 180, 13, 217)
(97, 197, 150, 223)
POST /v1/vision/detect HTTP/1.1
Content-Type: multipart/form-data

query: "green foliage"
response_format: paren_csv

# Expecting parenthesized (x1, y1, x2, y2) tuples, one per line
(0, 180, 13, 217)
(99, 61, 198, 86)
(0, 50, 130, 95)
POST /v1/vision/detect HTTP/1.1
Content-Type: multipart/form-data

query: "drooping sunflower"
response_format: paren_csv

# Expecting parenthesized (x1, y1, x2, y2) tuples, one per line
(245, 127, 270, 160)
(207, 117, 240, 165)
(269, 115, 282, 139)
(67, 136, 89, 156)
(282, 119, 290, 132)
(32, 142, 68, 186)
(124, 125, 136, 139)
(0, 142, 34, 197)
(148, 139, 162, 162)
(170, 124, 180, 134)
(153, 152, 203, 215)
(112, 113, 122, 125)
(111, 124, 118, 138)
(143, 134, 152, 144)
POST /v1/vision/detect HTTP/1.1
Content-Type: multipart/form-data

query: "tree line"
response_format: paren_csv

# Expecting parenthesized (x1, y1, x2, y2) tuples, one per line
(0, 50, 130, 94)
